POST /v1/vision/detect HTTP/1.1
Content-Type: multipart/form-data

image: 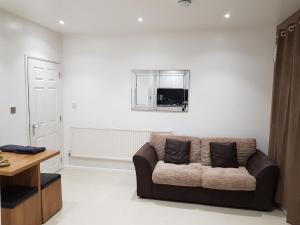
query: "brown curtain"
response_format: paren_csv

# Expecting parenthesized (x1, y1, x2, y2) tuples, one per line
(269, 10, 300, 225)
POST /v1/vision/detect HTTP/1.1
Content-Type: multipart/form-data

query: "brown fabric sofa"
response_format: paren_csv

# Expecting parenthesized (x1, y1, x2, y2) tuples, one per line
(133, 135, 279, 211)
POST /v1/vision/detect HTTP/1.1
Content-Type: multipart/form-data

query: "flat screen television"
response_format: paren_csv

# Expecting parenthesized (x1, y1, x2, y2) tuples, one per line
(157, 88, 188, 106)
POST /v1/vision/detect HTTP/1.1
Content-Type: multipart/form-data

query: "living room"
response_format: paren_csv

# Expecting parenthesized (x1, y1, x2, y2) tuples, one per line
(0, 0, 299, 225)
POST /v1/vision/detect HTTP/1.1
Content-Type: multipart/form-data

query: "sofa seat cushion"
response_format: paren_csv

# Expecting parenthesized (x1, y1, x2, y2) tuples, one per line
(152, 161, 202, 187)
(201, 138, 257, 166)
(202, 166, 256, 191)
(150, 133, 201, 163)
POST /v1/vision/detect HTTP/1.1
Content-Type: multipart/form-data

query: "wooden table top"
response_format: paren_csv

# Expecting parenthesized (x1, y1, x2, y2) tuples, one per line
(0, 150, 59, 176)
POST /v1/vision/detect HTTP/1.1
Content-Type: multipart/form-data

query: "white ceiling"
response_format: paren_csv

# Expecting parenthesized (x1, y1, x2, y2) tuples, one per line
(0, 0, 299, 34)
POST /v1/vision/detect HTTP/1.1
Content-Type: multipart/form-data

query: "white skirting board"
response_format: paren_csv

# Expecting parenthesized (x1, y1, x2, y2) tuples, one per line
(69, 127, 171, 169)
(68, 156, 135, 170)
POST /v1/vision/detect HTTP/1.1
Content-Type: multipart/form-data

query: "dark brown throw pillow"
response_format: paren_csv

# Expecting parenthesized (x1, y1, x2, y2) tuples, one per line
(164, 139, 191, 164)
(209, 142, 239, 168)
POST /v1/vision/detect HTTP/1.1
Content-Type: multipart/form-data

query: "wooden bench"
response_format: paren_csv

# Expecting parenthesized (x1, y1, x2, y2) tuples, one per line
(41, 173, 62, 223)
(1, 185, 40, 225)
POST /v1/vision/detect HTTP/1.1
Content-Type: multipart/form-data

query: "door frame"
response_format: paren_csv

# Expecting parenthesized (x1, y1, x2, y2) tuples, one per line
(24, 55, 64, 165)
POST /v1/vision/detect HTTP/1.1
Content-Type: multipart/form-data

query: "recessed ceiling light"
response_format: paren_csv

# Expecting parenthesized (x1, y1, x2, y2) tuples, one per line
(59, 20, 65, 25)
(137, 17, 144, 22)
(224, 13, 231, 19)
(178, 0, 191, 7)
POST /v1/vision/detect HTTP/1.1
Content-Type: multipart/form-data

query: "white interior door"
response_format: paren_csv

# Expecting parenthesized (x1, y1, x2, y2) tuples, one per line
(27, 57, 62, 173)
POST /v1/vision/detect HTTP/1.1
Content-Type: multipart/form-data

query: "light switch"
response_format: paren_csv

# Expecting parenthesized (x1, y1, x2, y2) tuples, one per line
(10, 107, 16, 114)
(72, 103, 77, 109)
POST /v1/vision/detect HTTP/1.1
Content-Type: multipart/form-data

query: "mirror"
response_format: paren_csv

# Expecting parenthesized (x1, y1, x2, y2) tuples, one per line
(131, 70, 190, 112)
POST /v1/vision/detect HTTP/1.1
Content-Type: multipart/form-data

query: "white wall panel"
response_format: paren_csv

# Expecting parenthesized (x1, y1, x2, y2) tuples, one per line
(63, 28, 275, 162)
(0, 9, 62, 146)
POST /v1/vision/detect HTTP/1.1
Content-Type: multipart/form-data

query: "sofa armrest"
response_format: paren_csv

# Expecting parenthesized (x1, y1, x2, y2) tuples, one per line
(246, 150, 279, 180)
(246, 150, 279, 210)
(133, 143, 158, 198)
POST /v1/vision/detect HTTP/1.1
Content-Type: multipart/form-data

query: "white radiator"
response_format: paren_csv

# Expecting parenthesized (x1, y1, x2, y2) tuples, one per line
(70, 127, 171, 162)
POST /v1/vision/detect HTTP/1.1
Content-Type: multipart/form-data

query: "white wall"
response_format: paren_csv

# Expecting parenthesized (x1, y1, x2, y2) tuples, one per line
(0, 9, 62, 146)
(63, 27, 275, 157)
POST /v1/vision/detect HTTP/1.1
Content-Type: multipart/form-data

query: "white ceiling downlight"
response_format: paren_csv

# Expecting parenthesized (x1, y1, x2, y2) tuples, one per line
(224, 13, 231, 19)
(178, 0, 191, 7)
(137, 17, 144, 22)
(59, 20, 65, 25)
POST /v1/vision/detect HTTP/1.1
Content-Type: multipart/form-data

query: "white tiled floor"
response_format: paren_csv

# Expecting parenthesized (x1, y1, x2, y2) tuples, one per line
(46, 167, 288, 225)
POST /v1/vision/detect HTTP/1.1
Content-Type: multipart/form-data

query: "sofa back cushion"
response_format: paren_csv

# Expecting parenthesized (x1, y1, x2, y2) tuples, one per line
(150, 133, 201, 163)
(201, 138, 257, 166)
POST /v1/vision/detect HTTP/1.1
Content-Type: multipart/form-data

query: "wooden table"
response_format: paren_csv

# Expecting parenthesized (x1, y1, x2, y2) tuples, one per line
(0, 150, 59, 225)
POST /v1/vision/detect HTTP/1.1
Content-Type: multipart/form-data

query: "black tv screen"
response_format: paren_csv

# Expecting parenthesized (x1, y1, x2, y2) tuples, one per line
(157, 88, 188, 106)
